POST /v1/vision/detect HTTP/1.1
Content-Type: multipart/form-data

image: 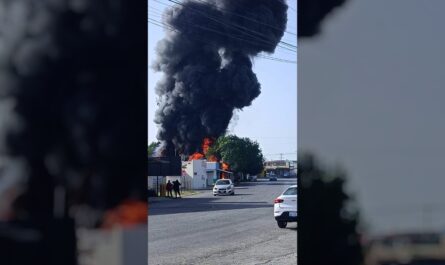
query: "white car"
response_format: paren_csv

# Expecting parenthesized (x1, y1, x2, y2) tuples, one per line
(273, 185, 297, 228)
(213, 179, 235, 196)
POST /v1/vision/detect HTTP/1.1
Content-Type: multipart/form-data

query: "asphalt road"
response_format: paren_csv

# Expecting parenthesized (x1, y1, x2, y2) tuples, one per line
(148, 178, 297, 265)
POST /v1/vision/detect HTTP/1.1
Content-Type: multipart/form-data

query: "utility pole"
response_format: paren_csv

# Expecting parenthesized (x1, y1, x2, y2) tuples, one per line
(280, 153, 283, 160)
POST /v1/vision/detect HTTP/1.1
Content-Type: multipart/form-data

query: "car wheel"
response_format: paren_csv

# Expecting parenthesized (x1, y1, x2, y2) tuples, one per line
(231, 192, 235, 195)
(213, 194, 217, 196)
(277, 221, 287, 228)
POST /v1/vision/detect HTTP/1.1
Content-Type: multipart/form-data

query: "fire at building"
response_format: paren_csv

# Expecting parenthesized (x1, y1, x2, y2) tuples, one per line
(151, 0, 288, 158)
(148, 137, 234, 196)
(187, 137, 233, 180)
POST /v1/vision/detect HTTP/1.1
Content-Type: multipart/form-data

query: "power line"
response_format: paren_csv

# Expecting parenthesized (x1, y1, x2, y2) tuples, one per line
(248, 136, 297, 139)
(257, 54, 296, 64)
(149, 5, 167, 14)
(148, 17, 296, 64)
(264, 152, 297, 156)
(167, 0, 297, 51)
(148, 18, 178, 33)
(148, 10, 163, 20)
(165, 0, 296, 53)
(191, 0, 297, 36)
(153, 0, 296, 53)
(202, 30, 296, 63)
(287, 2, 297, 13)
(191, 23, 295, 54)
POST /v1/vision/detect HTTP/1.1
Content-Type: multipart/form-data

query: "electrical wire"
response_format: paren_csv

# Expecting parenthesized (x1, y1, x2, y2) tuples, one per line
(148, 15, 296, 64)
(167, 0, 297, 52)
(191, 0, 297, 36)
(152, 0, 296, 54)
(264, 152, 297, 156)
(257, 54, 296, 64)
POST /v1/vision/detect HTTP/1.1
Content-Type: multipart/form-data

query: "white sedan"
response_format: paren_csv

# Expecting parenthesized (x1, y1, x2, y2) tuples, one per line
(213, 179, 235, 196)
(273, 185, 297, 228)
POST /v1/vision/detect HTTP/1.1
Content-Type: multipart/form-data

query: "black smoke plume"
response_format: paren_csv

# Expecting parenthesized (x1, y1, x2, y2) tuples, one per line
(0, 1, 147, 223)
(152, 0, 288, 156)
(298, 0, 348, 37)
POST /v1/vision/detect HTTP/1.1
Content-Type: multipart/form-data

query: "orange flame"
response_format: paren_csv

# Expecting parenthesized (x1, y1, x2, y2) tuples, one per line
(188, 137, 215, 161)
(102, 199, 148, 229)
(221, 162, 230, 179)
(186, 138, 231, 179)
(207, 155, 218, 162)
(188, 152, 205, 160)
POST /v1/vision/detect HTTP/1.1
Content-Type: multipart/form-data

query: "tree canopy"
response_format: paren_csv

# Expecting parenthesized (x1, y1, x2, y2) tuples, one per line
(147, 141, 161, 157)
(207, 135, 264, 176)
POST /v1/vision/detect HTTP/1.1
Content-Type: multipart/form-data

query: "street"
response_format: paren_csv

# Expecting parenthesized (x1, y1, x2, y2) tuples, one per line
(148, 178, 297, 265)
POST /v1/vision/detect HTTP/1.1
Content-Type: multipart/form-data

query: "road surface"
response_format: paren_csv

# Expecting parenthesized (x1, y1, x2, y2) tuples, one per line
(148, 178, 297, 265)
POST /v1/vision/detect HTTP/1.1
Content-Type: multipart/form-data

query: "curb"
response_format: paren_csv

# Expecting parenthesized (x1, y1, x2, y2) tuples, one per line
(148, 190, 203, 203)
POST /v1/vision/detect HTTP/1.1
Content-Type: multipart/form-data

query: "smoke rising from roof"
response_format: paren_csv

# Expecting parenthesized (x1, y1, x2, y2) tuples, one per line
(152, 0, 288, 156)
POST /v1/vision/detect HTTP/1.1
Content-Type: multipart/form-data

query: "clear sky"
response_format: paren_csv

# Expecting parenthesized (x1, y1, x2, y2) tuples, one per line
(148, 0, 297, 161)
(300, 0, 445, 234)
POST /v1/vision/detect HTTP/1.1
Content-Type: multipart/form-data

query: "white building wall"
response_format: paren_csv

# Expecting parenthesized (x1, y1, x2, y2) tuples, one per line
(147, 176, 165, 190)
(165, 160, 221, 189)
(182, 160, 207, 189)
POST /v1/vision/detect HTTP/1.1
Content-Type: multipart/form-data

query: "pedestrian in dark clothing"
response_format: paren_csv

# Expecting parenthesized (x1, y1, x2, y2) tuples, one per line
(166, 180, 173, 198)
(173, 180, 181, 198)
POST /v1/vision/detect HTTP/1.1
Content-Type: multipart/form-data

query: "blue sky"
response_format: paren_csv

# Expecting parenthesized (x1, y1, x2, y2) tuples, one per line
(300, 0, 445, 234)
(148, 0, 297, 161)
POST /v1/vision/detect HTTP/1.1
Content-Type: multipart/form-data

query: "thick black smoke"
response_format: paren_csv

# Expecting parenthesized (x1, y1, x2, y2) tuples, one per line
(0, 0, 147, 222)
(298, 0, 348, 38)
(152, 0, 288, 156)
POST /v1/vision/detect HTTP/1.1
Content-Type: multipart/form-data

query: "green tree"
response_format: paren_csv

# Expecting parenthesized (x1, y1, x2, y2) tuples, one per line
(147, 141, 161, 157)
(207, 135, 264, 176)
(298, 152, 363, 265)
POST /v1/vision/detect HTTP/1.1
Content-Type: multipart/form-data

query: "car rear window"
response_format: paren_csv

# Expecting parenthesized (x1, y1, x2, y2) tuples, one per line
(283, 187, 297, 195)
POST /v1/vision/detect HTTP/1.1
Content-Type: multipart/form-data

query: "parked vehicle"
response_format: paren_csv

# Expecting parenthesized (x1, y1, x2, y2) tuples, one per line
(365, 232, 445, 265)
(247, 175, 257, 182)
(274, 185, 297, 228)
(213, 179, 235, 196)
(269, 176, 277, 181)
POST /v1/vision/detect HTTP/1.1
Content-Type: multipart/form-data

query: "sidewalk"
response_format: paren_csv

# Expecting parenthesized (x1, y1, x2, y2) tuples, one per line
(148, 190, 203, 203)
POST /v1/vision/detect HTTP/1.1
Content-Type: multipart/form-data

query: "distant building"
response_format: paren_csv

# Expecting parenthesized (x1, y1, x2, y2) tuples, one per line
(364, 231, 445, 265)
(264, 160, 297, 177)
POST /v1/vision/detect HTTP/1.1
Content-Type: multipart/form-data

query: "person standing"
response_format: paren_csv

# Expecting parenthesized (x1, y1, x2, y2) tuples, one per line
(166, 180, 173, 198)
(173, 179, 181, 198)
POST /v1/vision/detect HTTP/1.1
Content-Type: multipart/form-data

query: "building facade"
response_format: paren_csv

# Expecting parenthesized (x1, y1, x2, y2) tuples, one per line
(264, 160, 297, 177)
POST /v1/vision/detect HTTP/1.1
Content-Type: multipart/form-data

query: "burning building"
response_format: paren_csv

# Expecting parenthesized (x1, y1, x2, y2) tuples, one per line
(152, 0, 289, 157)
(163, 159, 233, 191)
